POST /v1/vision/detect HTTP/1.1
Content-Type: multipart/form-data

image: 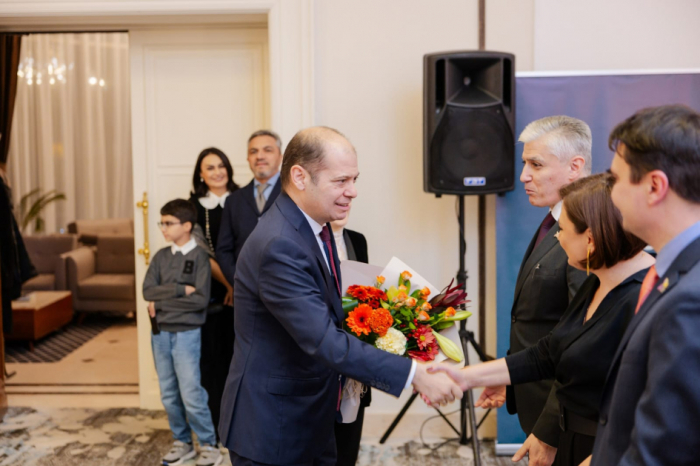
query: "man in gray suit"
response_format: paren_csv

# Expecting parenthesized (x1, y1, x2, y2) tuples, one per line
(502, 116, 590, 465)
(588, 105, 700, 465)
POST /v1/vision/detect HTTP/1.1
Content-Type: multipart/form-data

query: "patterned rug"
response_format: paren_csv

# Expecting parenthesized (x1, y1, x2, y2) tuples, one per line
(0, 407, 525, 466)
(5, 318, 116, 363)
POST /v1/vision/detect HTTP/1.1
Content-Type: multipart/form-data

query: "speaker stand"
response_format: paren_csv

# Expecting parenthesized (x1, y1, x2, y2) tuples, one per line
(379, 195, 494, 462)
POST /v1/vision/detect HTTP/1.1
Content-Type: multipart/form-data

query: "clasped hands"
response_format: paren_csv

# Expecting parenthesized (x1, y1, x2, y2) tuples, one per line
(413, 362, 506, 409)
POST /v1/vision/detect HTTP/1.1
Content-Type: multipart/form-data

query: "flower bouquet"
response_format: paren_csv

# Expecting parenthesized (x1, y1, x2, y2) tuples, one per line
(338, 257, 471, 422)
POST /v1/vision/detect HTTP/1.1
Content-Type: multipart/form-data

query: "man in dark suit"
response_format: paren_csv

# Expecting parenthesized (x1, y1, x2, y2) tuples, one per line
(218, 126, 462, 465)
(217, 130, 284, 287)
(588, 105, 700, 466)
(505, 116, 590, 465)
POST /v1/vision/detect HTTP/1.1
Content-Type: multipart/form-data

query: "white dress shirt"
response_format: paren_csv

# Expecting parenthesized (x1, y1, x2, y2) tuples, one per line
(171, 237, 197, 255)
(551, 200, 563, 222)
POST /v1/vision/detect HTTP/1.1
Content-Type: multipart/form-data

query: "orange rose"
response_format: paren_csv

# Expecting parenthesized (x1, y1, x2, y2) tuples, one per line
(418, 310, 430, 321)
(445, 307, 456, 317)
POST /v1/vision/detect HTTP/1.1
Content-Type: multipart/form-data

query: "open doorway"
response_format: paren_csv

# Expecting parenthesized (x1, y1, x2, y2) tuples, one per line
(5, 31, 139, 407)
(3, 21, 271, 409)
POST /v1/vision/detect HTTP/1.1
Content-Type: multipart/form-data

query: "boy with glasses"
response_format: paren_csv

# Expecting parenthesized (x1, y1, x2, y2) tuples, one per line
(144, 199, 221, 466)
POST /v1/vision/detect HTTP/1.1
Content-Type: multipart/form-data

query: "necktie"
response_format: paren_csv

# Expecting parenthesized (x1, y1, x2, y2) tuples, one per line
(534, 212, 556, 249)
(319, 225, 341, 296)
(256, 183, 268, 213)
(635, 265, 659, 314)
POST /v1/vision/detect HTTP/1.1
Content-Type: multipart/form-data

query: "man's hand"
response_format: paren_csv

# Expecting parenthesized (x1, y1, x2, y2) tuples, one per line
(578, 456, 591, 466)
(427, 363, 471, 391)
(412, 363, 463, 406)
(224, 285, 233, 306)
(512, 434, 557, 466)
(147, 302, 156, 318)
(185, 285, 196, 296)
(475, 385, 506, 409)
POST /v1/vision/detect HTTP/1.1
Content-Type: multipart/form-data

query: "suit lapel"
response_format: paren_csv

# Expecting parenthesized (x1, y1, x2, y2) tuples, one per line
(262, 178, 282, 214)
(608, 236, 700, 372)
(276, 193, 345, 324)
(242, 181, 258, 215)
(513, 222, 560, 305)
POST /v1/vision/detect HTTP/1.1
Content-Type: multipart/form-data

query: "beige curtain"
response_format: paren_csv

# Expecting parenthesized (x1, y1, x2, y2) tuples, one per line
(6, 33, 132, 233)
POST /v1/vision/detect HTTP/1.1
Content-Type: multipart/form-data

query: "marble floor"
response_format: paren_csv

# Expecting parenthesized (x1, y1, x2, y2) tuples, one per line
(1, 321, 525, 465)
(0, 406, 525, 466)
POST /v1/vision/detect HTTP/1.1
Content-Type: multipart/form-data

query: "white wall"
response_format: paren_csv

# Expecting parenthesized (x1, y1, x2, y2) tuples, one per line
(533, 0, 700, 71)
(314, 0, 489, 439)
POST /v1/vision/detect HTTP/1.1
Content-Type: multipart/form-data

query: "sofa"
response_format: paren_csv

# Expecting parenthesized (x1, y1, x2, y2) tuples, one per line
(68, 218, 134, 246)
(64, 235, 136, 315)
(22, 234, 78, 292)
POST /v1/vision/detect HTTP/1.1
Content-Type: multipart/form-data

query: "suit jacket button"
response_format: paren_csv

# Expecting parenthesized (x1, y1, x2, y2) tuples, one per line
(600, 417, 607, 425)
(511, 316, 516, 323)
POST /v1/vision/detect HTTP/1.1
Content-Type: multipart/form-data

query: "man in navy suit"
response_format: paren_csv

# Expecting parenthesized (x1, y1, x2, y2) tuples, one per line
(217, 130, 284, 287)
(218, 126, 463, 465)
(587, 105, 700, 465)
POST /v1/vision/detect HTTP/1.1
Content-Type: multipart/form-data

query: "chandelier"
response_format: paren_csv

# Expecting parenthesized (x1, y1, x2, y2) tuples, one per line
(16, 56, 106, 87)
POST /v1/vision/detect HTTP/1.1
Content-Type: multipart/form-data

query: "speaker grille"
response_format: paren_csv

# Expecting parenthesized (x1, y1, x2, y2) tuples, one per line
(428, 104, 514, 194)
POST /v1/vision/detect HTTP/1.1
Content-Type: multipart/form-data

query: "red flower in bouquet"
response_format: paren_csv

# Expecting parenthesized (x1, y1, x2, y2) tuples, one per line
(412, 325, 436, 349)
(429, 279, 469, 311)
(369, 308, 393, 337)
(407, 325, 439, 361)
(347, 285, 370, 302)
(346, 304, 373, 336)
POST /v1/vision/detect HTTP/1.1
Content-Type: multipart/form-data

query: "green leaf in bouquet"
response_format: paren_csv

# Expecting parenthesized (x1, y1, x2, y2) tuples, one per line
(381, 301, 391, 310)
(342, 298, 359, 313)
(404, 279, 411, 293)
(432, 321, 455, 331)
(400, 308, 412, 319)
(410, 289, 422, 299)
(408, 322, 416, 330)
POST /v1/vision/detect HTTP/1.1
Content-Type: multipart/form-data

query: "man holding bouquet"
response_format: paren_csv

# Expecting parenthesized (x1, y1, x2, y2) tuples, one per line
(218, 126, 462, 465)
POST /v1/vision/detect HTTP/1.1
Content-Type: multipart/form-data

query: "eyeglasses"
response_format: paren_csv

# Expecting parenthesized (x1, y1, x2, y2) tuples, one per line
(158, 221, 182, 228)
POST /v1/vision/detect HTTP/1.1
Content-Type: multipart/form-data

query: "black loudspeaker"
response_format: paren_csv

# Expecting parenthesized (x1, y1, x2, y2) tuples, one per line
(424, 51, 515, 195)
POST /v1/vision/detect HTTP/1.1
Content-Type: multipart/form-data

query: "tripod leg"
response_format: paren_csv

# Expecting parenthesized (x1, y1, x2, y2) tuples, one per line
(379, 392, 418, 444)
(460, 325, 482, 465)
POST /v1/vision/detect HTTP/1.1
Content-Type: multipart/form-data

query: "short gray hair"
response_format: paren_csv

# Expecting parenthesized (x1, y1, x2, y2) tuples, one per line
(519, 116, 592, 175)
(248, 129, 282, 151)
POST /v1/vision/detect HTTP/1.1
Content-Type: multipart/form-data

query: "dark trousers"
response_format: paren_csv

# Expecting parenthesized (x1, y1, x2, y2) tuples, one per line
(229, 433, 337, 466)
(553, 430, 595, 466)
(333, 404, 365, 466)
(200, 305, 234, 441)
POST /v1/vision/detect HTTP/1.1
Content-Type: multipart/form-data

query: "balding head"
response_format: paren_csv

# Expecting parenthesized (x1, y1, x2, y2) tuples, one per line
(281, 126, 353, 188)
(283, 126, 359, 224)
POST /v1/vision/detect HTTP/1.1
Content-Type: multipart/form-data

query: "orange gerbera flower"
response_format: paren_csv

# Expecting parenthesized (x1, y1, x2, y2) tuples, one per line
(369, 308, 393, 337)
(347, 304, 373, 336)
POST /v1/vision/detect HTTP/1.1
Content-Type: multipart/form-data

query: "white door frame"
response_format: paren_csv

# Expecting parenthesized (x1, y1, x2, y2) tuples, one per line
(0, 0, 315, 408)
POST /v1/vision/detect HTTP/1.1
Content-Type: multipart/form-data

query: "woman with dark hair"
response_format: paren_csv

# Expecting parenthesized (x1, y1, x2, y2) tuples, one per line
(189, 147, 239, 441)
(430, 174, 655, 466)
